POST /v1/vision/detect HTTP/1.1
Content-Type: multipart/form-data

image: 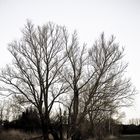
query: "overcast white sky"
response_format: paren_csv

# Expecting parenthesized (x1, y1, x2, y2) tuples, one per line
(0, 0, 140, 122)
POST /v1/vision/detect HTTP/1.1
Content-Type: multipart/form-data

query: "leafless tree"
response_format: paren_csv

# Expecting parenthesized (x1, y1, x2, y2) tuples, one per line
(78, 33, 135, 139)
(0, 101, 5, 124)
(61, 30, 96, 140)
(129, 118, 140, 126)
(61, 33, 135, 140)
(0, 100, 12, 123)
(0, 21, 68, 140)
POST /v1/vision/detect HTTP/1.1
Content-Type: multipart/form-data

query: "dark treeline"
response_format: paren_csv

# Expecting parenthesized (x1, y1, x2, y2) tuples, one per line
(3, 107, 41, 131)
(1, 106, 121, 139)
(1, 106, 140, 139)
(121, 124, 140, 134)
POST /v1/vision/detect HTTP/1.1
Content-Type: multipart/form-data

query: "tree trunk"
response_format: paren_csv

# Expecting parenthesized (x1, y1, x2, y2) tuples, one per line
(39, 112, 49, 140)
(42, 120, 49, 140)
(59, 115, 63, 140)
(72, 88, 79, 140)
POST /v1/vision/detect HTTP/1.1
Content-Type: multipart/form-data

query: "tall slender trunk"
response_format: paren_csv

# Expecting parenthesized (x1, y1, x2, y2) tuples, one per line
(43, 85, 50, 140)
(72, 86, 79, 140)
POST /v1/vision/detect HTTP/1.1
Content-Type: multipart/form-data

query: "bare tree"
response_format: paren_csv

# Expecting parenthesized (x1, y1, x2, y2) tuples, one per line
(61, 30, 96, 140)
(0, 100, 12, 123)
(0, 21, 68, 140)
(61, 33, 135, 140)
(129, 118, 140, 126)
(78, 33, 135, 139)
(0, 101, 5, 124)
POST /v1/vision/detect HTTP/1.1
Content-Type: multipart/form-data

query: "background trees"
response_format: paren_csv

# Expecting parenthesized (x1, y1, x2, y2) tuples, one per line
(0, 21, 135, 140)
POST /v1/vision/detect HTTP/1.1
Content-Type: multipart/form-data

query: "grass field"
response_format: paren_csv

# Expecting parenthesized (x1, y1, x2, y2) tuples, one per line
(116, 135, 140, 140)
(0, 129, 41, 140)
(1, 131, 140, 140)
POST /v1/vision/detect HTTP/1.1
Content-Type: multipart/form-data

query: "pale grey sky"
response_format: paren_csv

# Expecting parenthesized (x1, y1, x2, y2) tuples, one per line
(0, 0, 140, 122)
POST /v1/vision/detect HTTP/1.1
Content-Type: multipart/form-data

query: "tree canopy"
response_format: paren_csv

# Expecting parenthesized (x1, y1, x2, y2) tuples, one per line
(0, 21, 135, 140)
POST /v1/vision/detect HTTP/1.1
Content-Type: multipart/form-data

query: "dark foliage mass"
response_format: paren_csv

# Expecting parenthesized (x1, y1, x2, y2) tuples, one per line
(121, 124, 140, 134)
(3, 107, 40, 131)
